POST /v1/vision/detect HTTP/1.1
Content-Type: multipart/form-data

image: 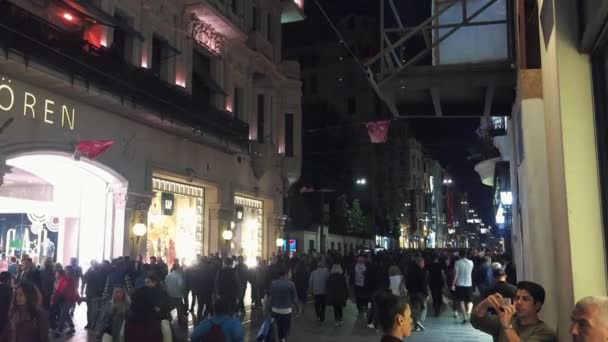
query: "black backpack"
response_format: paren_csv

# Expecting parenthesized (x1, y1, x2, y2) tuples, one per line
(201, 322, 227, 342)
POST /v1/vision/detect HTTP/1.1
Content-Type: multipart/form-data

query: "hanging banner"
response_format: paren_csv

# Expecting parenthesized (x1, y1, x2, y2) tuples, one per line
(365, 120, 391, 143)
(76, 140, 114, 159)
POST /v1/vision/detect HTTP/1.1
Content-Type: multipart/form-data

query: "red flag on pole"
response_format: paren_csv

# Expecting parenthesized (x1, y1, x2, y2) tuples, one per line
(365, 120, 391, 143)
(76, 140, 114, 159)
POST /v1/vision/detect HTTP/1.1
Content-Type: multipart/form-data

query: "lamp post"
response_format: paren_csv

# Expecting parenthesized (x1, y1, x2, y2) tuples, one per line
(222, 228, 233, 257)
(276, 238, 285, 252)
(132, 222, 147, 256)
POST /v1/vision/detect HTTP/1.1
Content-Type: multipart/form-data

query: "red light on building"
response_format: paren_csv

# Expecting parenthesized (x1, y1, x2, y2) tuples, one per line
(62, 12, 74, 21)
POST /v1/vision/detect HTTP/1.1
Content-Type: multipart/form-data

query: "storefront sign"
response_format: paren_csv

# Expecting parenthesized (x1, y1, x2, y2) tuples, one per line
(161, 192, 174, 216)
(0, 78, 76, 130)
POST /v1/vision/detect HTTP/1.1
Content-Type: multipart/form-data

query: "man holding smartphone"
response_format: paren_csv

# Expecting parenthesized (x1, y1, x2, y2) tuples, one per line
(471, 281, 556, 342)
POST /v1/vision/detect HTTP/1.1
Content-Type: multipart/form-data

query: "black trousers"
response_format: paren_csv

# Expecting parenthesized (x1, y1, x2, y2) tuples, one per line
(430, 286, 443, 316)
(314, 295, 326, 322)
(196, 293, 212, 322)
(410, 292, 426, 325)
(354, 286, 369, 314)
(272, 312, 292, 340)
(333, 304, 343, 321)
(237, 285, 247, 313)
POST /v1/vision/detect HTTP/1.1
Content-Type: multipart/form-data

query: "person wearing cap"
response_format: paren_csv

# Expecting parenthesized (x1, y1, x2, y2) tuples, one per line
(483, 265, 517, 301)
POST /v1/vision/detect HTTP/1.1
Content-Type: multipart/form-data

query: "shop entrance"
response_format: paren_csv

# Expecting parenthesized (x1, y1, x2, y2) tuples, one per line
(0, 153, 126, 267)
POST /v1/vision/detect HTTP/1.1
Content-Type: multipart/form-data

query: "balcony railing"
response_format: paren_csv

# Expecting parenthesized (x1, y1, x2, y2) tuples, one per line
(0, 0, 249, 146)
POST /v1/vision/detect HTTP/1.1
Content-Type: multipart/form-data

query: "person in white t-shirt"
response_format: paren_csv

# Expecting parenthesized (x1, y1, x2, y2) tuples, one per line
(451, 250, 474, 323)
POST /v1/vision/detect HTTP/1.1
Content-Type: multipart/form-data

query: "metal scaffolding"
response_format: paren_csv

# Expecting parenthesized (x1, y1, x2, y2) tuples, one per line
(365, 0, 514, 118)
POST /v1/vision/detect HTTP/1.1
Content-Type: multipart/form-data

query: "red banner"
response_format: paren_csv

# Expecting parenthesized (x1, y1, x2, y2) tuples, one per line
(365, 120, 391, 143)
(447, 190, 454, 230)
(76, 140, 114, 159)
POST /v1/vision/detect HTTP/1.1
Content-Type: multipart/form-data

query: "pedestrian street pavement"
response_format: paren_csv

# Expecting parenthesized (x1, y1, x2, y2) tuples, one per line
(64, 298, 492, 342)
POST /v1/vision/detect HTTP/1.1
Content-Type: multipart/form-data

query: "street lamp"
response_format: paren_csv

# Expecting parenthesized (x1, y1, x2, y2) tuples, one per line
(222, 229, 233, 241)
(132, 222, 147, 256)
(443, 178, 453, 185)
(356, 178, 367, 185)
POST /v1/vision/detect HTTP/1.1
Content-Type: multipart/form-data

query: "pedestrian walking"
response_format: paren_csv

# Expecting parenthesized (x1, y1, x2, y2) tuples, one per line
(451, 250, 474, 323)
(96, 284, 131, 342)
(427, 254, 445, 317)
(0, 282, 50, 342)
(326, 264, 348, 325)
(190, 297, 245, 342)
(269, 265, 298, 342)
(0, 272, 12, 334)
(309, 261, 330, 323)
(406, 256, 429, 332)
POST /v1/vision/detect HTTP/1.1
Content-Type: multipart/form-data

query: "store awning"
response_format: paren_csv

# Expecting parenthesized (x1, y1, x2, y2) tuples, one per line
(59, 0, 144, 40)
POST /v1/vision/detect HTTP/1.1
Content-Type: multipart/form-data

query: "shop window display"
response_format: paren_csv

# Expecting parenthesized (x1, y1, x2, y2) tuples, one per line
(233, 196, 263, 266)
(147, 178, 204, 267)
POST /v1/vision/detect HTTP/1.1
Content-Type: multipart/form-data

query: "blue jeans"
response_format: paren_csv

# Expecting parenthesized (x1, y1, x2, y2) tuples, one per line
(56, 302, 75, 333)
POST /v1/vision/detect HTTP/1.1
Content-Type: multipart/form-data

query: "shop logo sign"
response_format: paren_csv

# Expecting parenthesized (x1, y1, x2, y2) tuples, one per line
(161, 192, 174, 216)
(0, 78, 76, 130)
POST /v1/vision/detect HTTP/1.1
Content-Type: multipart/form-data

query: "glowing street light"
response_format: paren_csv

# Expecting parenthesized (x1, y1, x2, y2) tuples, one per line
(443, 178, 453, 185)
(222, 229, 233, 241)
(356, 178, 367, 185)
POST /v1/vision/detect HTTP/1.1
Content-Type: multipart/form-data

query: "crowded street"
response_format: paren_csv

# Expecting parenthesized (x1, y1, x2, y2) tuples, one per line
(1, 0, 608, 341)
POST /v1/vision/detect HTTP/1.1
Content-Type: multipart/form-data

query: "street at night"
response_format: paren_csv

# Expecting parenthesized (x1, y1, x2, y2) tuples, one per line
(0, 0, 607, 341)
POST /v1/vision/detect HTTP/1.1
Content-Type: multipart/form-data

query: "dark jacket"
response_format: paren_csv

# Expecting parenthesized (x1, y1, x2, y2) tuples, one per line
(215, 267, 240, 303)
(406, 263, 428, 295)
(0, 284, 12, 333)
(326, 273, 348, 307)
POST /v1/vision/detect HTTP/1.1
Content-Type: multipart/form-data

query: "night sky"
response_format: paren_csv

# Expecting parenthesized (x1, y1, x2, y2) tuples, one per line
(291, 0, 495, 224)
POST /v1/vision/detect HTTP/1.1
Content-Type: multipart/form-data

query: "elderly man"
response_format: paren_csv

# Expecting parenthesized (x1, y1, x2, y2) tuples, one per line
(571, 296, 608, 341)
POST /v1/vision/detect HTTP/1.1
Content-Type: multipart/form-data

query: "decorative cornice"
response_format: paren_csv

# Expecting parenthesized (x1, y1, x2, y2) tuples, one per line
(191, 14, 226, 56)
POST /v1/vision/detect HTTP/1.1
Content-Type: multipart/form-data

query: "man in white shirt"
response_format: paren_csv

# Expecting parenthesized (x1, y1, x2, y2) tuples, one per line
(452, 250, 474, 323)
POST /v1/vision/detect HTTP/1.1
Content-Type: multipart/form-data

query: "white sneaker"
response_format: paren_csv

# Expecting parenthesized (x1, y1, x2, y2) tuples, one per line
(367, 323, 375, 329)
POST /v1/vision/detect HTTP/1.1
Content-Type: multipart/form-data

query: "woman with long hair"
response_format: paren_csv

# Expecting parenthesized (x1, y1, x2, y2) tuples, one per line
(0, 282, 50, 342)
(97, 285, 131, 342)
(326, 264, 348, 325)
(374, 289, 412, 342)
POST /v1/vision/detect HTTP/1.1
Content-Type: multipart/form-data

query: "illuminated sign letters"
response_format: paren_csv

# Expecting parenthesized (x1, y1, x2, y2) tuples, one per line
(0, 79, 76, 130)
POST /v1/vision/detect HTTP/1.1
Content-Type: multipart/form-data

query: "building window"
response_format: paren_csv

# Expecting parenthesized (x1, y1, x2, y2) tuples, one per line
(267, 13, 272, 42)
(348, 97, 356, 115)
(232, 0, 238, 14)
(257, 94, 265, 143)
(309, 239, 315, 252)
(285, 113, 294, 157)
(252, 3, 258, 30)
(234, 87, 243, 120)
(150, 36, 169, 81)
(311, 75, 318, 94)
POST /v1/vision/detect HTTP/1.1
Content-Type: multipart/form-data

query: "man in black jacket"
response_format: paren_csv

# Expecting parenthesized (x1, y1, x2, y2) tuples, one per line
(214, 258, 240, 315)
(0, 272, 12, 333)
(406, 256, 429, 332)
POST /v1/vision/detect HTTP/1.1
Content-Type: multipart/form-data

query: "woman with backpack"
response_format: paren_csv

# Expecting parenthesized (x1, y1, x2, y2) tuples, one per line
(0, 282, 50, 342)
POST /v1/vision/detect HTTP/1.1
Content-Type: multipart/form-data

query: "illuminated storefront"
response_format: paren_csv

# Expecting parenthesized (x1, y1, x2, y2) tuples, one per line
(0, 153, 126, 267)
(233, 195, 263, 265)
(146, 178, 204, 267)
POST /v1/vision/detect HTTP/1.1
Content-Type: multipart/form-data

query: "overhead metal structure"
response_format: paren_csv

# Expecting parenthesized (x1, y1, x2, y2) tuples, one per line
(365, 0, 517, 118)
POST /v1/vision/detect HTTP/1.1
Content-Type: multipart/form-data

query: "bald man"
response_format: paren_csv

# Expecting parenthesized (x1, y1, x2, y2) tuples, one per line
(570, 296, 608, 342)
